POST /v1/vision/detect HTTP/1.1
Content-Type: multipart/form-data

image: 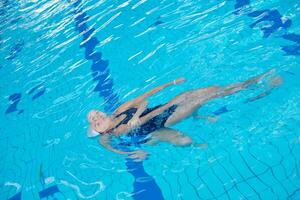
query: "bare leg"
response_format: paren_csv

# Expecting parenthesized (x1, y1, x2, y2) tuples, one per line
(165, 69, 274, 126)
(213, 69, 274, 98)
(145, 128, 193, 146)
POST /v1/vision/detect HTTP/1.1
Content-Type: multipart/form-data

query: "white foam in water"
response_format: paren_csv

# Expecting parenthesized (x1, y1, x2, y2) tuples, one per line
(60, 171, 105, 199)
(4, 182, 22, 191)
(44, 177, 55, 184)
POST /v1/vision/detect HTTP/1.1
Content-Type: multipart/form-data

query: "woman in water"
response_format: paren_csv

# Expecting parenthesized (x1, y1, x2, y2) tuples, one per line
(87, 70, 278, 160)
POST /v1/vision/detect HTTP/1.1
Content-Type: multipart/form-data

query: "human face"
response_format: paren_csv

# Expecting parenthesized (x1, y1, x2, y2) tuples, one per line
(87, 110, 110, 132)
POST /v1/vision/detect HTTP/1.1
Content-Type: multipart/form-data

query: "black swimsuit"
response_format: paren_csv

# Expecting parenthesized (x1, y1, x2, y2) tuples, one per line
(114, 104, 177, 144)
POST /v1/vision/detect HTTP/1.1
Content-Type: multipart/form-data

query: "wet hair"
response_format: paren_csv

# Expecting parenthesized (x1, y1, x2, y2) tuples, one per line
(87, 110, 106, 122)
(87, 110, 98, 122)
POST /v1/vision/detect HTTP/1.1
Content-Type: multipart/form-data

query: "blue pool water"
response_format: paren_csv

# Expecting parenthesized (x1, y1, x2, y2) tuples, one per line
(1, 0, 300, 199)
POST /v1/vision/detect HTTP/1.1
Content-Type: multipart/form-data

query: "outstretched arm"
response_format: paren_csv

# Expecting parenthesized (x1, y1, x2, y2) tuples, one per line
(99, 134, 132, 154)
(99, 134, 148, 161)
(112, 78, 185, 116)
(132, 78, 185, 105)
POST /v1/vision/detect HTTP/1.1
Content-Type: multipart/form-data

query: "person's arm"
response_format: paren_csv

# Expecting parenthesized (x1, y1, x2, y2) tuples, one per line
(132, 101, 148, 119)
(131, 78, 185, 105)
(111, 101, 147, 130)
(112, 78, 185, 116)
(99, 134, 133, 154)
(99, 134, 148, 161)
(108, 114, 127, 129)
(127, 101, 148, 128)
(113, 100, 177, 134)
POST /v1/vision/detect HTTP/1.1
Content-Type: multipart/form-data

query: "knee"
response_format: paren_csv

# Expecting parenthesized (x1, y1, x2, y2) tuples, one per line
(175, 136, 193, 146)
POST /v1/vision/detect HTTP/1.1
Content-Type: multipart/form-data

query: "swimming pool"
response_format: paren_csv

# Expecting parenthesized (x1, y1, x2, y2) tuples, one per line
(1, 0, 300, 199)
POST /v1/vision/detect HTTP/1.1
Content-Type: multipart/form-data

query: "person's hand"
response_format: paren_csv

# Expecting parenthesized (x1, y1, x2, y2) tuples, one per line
(173, 77, 186, 84)
(128, 117, 141, 129)
(128, 150, 148, 162)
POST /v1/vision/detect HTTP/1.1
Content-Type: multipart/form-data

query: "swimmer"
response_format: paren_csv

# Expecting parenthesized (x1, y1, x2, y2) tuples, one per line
(87, 69, 278, 161)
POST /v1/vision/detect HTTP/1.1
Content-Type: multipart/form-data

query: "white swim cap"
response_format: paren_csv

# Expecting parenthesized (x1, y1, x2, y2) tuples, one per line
(87, 128, 100, 138)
